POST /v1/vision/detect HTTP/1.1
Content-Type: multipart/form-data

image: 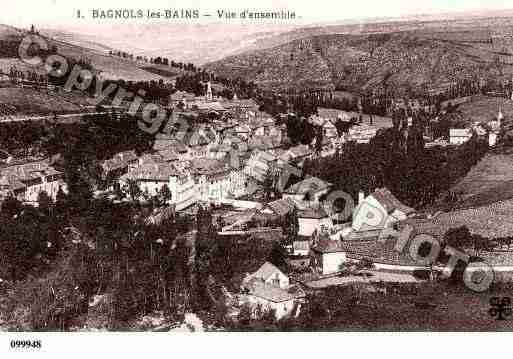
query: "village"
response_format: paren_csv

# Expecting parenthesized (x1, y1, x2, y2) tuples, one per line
(3, 17, 513, 331)
(2, 64, 513, 328)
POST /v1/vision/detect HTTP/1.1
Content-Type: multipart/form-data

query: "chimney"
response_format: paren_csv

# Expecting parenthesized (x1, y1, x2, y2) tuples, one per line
(358, 190, 365, 205)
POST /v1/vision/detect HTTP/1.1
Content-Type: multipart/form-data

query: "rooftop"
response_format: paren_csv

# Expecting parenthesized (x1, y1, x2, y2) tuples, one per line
(246, 281, 305, 303)
(285, 176, 333, 195)
(264, 198, 296, 216)
(370, 187, 415, 215)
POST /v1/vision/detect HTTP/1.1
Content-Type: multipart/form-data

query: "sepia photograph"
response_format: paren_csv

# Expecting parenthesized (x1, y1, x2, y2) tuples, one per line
(1, 1, 513, 352)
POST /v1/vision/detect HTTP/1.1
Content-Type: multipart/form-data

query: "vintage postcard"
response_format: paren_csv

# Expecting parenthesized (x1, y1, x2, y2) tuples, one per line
(1, 0, 513, 351)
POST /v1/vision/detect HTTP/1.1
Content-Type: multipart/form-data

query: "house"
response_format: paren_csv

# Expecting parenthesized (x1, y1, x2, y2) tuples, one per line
(292, 239, 311, 256)
(157, 148, 179, 163)
(310, 239, 347, 275)
(283, 176, 332, 204)
(317, 107, 351, 123)
(189, 158, 248, 203)
(347, 124, 379, 143)
(169, 90, 196, 109)
(298, 207, 333, 237)
(241, 262, 305, 319)
(261, 198, 296, 217)
(352, 188, 415, 233)
(187, 129, 212, 158)
(248, 113, 276, 136)
(192, 100, 227, 114)
(231, 123, 252, 140)
(119, 163, 196, 211)
(220, 209, 258, 232)
(279, 144, 312, 167)
(0, 160, 67, 204)
(309, 114, 339, 139)
(116, 150, 138, 169)
(241, 281, 305, 320)
(153, 134, 189, 159)
(101, 150, 139, 184)
(243, 150, 277, 183)
(247, 136, 282, 152)
(222, 98, 260, 117)
(449, 128, 473, 145)
(243, 262, 289, 289)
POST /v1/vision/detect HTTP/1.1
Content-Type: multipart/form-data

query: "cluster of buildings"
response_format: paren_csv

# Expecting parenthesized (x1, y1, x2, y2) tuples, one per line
(103, 84, 395, 211)
(0, 158, 67, 205)
(231, 184, 419, 319)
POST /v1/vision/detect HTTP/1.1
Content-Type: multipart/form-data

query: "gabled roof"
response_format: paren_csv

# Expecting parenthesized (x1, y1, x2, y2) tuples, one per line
(298, 207, 328, 219)
(247, 281, 305, 303)
(121, 163, 183, 181)
(370, 188, 415, 216)
(157, 149, 179, 162)
(248, 136, 281, 151)
(116, 150, 138, 163)
(170, 90, 196, 101)
(249, 262, 286, 283)
(312, 239, 346, 254)
(265, 198, 296, 216)
(284, 176, 332, 195)
(286, 144, 311, 159)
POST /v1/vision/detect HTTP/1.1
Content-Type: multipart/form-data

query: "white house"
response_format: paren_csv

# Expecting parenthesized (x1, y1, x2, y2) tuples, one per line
(119, 162, 196, 211)
(241, 262, 305, 320)
(0, 160, 67, 204)
(298, 207, 333, 237)
(243, 262, 290, 289)
(189, 158, 248, 203)
(310, 239, 347, 275)
(449, 128, 473, 145)
(261, 198, 296, 218)
(352, 188, 415, 233)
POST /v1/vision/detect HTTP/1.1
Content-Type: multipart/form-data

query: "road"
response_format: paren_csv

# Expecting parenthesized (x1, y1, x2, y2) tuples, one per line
(0, 111, 109, 123)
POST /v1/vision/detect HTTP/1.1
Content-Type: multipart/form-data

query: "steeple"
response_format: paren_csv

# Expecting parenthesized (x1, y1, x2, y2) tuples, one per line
(233, 92, 238, 101)
(498, 106, 504, 127)
(206, 81, 213, 101)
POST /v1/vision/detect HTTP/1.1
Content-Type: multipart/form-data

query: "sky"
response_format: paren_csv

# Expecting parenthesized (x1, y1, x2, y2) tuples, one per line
(1, 0, 511, 28)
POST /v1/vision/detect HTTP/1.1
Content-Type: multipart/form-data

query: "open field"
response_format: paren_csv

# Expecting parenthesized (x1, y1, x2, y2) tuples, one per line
(0, 87, 86, 115)
(329, 285, 513, 331)
(457, 95, 513, 124)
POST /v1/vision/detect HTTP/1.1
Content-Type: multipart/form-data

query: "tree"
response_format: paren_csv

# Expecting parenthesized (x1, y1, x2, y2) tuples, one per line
(124, 179, 141, 201)
(472, 234, 489, 257)
(55, 186, 66, 206)
(159, 184, 172, 204)
(444, 226, 472, 250)
(1, 194, 22, 218)
(37, 190, 52, 214)
(314, 127, 324, 155)
(262, 166, 276, 201)
(283, 207, 299, 245)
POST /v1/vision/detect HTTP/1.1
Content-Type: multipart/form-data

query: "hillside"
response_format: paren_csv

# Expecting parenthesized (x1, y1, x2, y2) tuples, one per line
(205, 30, 513, 94)
(0, 87, 93, 116)
(0, 24, 176, 82)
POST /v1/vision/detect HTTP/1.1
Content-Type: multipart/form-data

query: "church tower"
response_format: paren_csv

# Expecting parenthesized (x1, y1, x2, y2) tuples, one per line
(206, 81, 213, 101)
(498, 106, 504, 127)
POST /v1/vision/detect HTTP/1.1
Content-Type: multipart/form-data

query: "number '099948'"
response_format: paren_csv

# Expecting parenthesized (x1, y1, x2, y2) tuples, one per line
(10, 340, 42, 349)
